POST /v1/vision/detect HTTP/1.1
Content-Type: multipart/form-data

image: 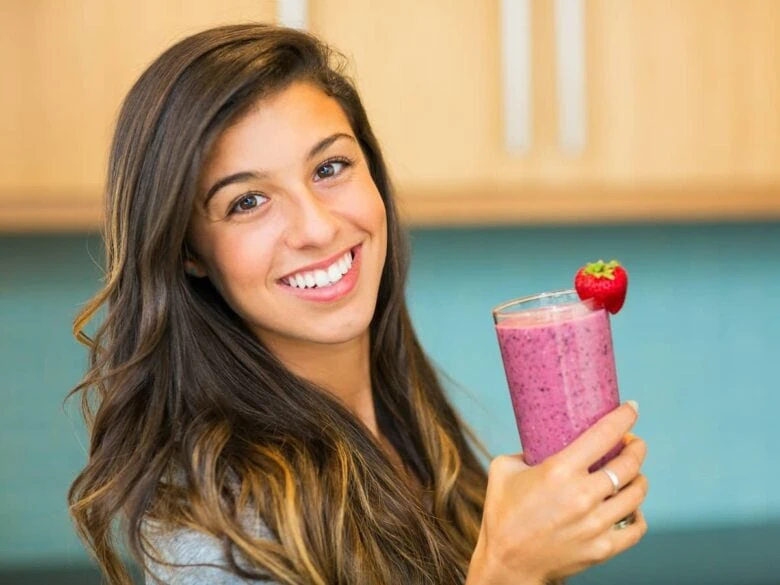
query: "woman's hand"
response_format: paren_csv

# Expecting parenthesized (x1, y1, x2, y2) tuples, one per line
(465, 402, 648, 585)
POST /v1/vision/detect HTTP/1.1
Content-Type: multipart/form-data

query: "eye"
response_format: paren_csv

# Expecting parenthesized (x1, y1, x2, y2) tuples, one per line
(314, 158, 352, 181)
(229, 193, 267, 215)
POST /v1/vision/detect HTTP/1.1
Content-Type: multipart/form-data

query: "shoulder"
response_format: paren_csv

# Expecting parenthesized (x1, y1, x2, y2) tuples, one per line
(143, 519, 279, 585)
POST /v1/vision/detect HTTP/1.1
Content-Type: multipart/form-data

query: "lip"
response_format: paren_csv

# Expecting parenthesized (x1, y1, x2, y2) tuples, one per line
(277, 244, 362, 303)
(278, 245, 357, 281)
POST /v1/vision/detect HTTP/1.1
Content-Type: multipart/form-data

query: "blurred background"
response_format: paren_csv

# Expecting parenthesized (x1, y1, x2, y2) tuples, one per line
(2, 1, 779, 584)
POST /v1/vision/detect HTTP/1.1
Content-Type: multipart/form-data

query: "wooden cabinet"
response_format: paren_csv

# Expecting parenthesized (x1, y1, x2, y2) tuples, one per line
(0, 0, 275, 231)
(585, 1, 780, 183)
(3, 1, 780, 231)
(313, 0, 780, 225)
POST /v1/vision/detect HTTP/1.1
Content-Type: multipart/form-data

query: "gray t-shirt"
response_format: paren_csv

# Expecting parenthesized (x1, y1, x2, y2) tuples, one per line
(144, 522, 280, 585)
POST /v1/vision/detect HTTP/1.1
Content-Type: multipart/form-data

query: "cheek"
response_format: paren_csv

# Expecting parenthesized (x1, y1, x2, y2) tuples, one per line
(345, 178, 387, 238)
(207, 227, 277, 298)
(371, 193, 389, 255)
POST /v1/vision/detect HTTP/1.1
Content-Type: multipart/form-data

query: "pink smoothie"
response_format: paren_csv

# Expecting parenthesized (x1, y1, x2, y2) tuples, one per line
(495, 302, 622, 470)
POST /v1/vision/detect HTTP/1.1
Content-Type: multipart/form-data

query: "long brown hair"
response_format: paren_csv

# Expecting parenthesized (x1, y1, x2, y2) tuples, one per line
(68, 24, 488, 585)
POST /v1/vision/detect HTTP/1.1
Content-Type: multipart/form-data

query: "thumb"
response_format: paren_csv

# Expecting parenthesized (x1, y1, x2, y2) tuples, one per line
(502, 452, 533, 471)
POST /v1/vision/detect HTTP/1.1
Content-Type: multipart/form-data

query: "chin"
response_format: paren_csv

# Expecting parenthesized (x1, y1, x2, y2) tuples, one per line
(305, 320, 373, 346)
(252, 312, 375, 349)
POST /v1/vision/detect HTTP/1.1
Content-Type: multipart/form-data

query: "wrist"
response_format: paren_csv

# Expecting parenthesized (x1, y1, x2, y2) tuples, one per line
(465, 540, 543, 585)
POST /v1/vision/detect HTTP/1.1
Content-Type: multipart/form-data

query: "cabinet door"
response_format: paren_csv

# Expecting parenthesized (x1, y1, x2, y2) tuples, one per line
(529, 0, 780, 223)
(0, 0, 275, 231)
(314, 0, 780, 225)
(311, 0, 529, 194)
(576, 0, 780, 184)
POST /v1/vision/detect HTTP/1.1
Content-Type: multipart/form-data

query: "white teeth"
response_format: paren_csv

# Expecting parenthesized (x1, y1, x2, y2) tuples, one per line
(327, 264, 343, 283)
(314, 270, 329, 287)
(284, 249, 355, 289)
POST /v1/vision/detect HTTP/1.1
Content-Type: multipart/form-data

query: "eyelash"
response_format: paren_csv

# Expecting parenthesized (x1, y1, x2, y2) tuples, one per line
(227, 156, 355, 217)
(314, 156, 355, 181)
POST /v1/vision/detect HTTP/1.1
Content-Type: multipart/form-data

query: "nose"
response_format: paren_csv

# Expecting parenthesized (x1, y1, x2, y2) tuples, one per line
(283, 186, 339, 249)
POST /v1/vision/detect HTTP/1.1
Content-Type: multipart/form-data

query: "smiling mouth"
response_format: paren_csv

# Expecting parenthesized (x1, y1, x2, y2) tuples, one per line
(280, 247, 357, 289)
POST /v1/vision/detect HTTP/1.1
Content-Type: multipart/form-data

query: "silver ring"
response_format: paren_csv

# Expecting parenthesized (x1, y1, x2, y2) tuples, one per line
(602, 467, 620, 496)
(614, 512, 636, 530)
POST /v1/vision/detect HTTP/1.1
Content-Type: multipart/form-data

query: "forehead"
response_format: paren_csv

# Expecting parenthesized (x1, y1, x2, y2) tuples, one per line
(201, 82, 353, 178)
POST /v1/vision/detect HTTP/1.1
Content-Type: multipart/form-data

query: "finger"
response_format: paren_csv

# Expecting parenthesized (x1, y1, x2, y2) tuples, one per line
(598, 475, 649, 528)
(608, 507, 648, 552)
(517, 452, 534, 469)
(557, 402, 639, 472)
(587, 507, 648, 564)
(567, 475, 648, 541)
(508, 452, 532, 471)
(623, 432, 638, 446)
(586, 437, 647, 499)
(487, 453, 532, 482)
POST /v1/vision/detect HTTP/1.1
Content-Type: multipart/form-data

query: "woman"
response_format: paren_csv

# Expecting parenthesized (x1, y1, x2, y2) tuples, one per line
(68, 24, 648, 585)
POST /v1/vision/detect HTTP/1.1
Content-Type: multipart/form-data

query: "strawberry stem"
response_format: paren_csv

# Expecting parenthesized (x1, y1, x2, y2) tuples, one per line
(582, 259, 621, 280)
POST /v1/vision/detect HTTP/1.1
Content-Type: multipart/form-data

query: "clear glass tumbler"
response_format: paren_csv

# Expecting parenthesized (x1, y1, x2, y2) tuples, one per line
(493, 289, 623, 470)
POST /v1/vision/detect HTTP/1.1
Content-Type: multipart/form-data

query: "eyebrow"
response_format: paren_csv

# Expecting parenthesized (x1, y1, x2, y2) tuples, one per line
(202, 132, 357, 209)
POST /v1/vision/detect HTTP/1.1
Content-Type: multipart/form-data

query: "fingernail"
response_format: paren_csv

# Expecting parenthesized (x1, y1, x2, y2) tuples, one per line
(626, 400, 639, 414)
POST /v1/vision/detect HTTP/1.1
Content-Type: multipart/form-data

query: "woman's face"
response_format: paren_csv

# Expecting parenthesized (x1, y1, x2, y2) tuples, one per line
(187, 82, 387, 354)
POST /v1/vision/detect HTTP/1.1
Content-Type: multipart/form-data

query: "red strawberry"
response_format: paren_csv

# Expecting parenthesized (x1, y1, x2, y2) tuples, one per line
(574, 259, 628, 314)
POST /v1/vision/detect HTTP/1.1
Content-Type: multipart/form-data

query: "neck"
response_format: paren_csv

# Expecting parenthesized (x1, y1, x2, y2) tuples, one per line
(262, 331, 379, 438)
(261, 330, 420, 492)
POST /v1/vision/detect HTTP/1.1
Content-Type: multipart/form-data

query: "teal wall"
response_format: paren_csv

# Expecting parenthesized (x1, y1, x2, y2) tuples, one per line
(1, 223, 778, 567)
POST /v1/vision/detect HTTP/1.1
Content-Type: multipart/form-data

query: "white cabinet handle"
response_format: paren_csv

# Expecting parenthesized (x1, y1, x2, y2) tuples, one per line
(554, 0, 587, 154)
(500, 0, 533, 154)
(277, 0, 309, 30)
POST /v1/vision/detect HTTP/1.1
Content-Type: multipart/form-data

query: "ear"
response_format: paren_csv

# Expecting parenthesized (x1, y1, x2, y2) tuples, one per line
(184, 257, 208, 278)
